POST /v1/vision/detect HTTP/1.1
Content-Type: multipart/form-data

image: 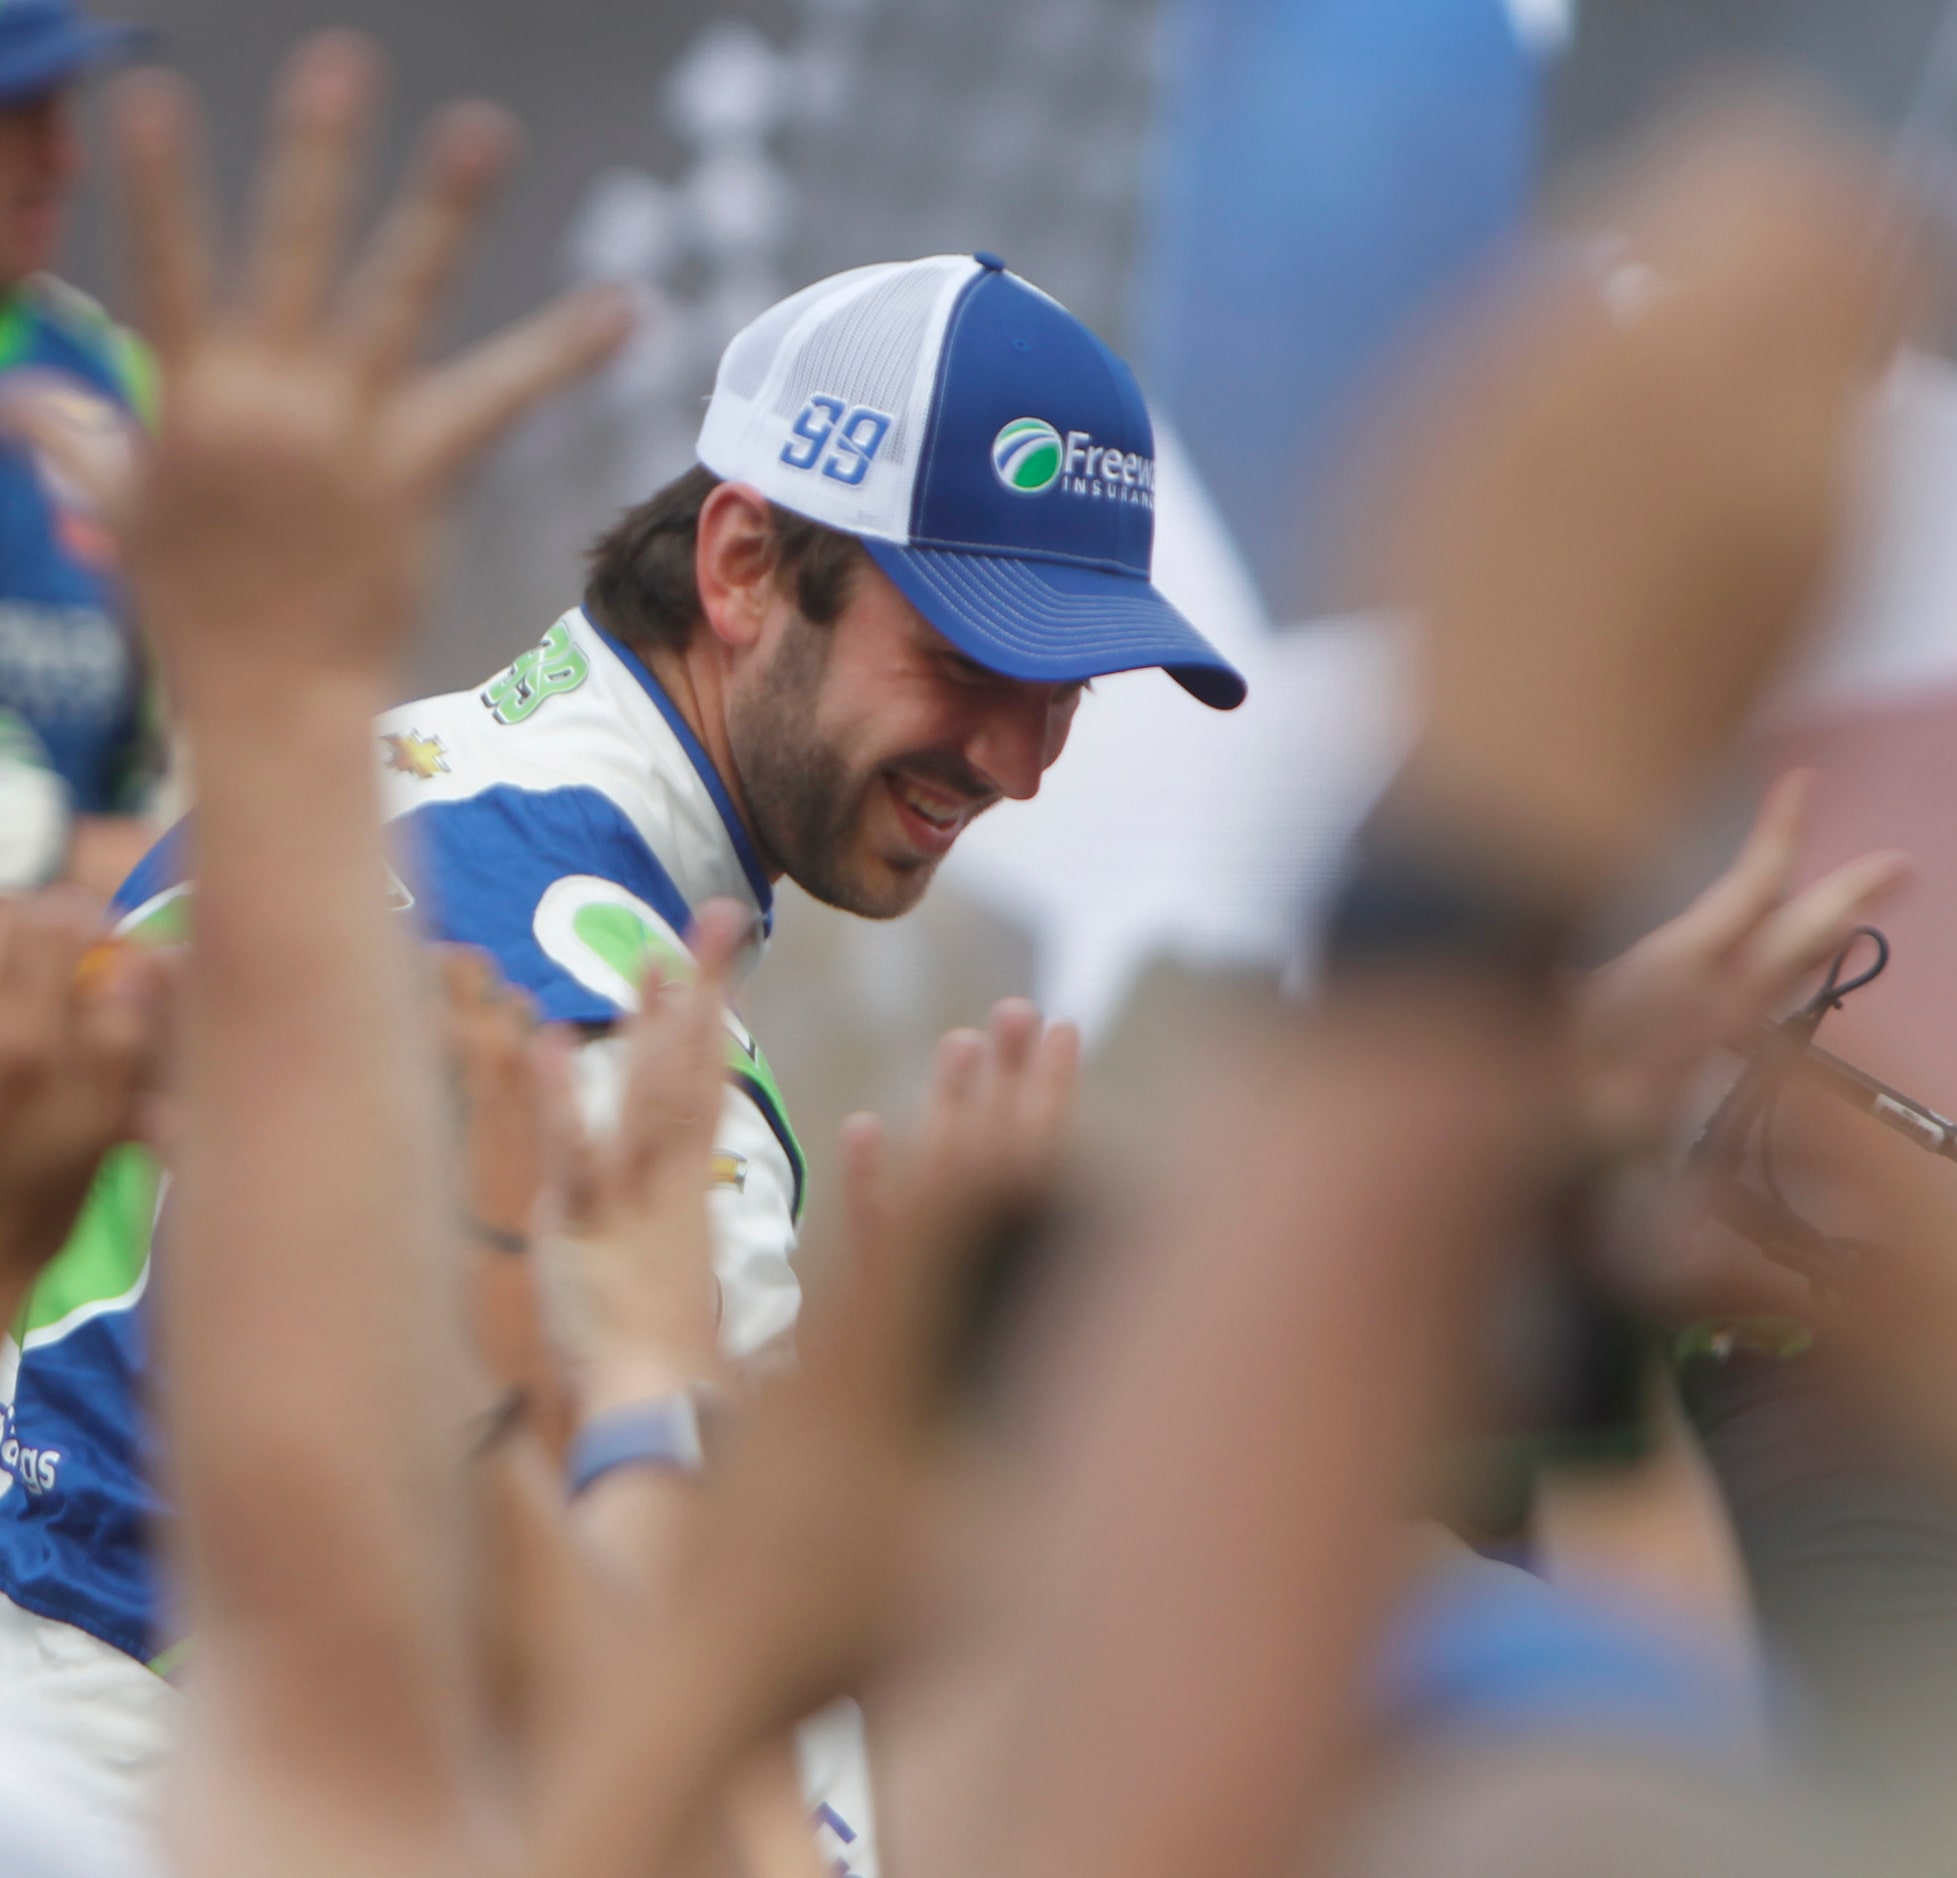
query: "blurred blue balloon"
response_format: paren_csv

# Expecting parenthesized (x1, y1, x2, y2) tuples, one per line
(1133, 0, 1546, 615)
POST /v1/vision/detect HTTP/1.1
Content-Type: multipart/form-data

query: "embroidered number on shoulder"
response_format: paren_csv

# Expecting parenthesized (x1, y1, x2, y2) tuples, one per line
(482, 619, 589, 726)
(781, 396, 893, 488)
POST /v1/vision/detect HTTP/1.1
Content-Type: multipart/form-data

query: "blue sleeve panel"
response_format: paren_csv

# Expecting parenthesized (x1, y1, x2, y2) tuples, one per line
(115, 783, 696, 1028)
(396, 783, 697, 1023)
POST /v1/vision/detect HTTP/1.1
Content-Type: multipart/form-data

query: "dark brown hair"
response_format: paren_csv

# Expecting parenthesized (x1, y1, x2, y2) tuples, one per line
(583, 464, 867, 655)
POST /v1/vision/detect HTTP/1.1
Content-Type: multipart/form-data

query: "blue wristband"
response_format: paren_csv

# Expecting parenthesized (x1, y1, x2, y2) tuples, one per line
(567, 1394, 707, 1497)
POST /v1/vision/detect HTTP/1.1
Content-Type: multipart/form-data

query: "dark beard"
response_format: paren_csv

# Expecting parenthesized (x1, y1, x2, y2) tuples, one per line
(725, 615, 933, 920)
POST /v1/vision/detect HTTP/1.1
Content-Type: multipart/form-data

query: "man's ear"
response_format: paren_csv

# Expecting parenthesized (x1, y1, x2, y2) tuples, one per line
(696, 482, 779, 652)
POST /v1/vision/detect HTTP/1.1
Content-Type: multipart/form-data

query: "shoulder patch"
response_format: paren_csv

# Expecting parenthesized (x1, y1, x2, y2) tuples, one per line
(533, 875, 693, 1009)
(381, 729, 451, 781)
(401, 783, 695, 1024)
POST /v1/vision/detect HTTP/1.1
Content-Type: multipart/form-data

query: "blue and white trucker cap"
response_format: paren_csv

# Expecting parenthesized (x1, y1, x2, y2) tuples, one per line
(696, 252, 1246, 710)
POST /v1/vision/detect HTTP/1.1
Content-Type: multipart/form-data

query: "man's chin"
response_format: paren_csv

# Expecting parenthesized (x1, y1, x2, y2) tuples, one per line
(787, 849, 938, 921)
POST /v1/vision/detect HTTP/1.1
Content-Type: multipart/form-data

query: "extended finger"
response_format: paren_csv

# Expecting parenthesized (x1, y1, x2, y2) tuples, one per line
(337, 101, 520, 388)
(979, 997, 1044, 1179)
(618, 979, 722, 1189)
(1670, 770, 1813, 963)
(920, 1028, 985, 1163)
(840, 1110, 893, 1282)
(75, 945, 166, 1096)
(533, 1026, 600, 1229)
(1739, 847, 1913, 1015)
(245, 33, 382, 342)
(14, 894, 95, 1055)
(985, 997, 1041, 1083)
(1023, 1019, 1082, 1161)
(687, 899, 752, 1000)
(433, 941, 500, 1008)
(386, 283, 633, 495)
(620, 898, 753, 1159)
(492, 981, 539, 1041)
(111, 72, 216, 366)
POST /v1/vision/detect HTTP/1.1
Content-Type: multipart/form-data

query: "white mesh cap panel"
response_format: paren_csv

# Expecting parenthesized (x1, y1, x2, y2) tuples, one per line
(715, 264, 889, 403)
(697, 255, 980, 544)
(718, 296, 819, 403)
(769, 262, 956, 470)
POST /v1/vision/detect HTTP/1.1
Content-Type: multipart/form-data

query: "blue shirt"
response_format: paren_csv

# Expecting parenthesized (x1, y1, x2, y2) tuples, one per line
(0, 275, 154, 814)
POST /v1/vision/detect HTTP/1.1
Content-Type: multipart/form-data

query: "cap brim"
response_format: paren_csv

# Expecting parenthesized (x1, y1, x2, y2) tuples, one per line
(862, 541, 1248, 711)
(0, 18, 151, 103)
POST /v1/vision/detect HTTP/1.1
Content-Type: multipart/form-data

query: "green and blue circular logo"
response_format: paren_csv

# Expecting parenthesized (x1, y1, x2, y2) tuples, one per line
(992, 417, 1063, 494)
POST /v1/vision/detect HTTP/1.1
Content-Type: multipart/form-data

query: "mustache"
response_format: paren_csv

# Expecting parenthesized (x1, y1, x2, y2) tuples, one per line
(889, 753, 997, 808)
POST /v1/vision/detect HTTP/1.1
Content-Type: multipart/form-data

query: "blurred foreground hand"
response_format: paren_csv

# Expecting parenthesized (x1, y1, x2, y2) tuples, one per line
(1380, 102, 1930, 901)
(111, 37, 632, 707)
(957, 96, 1938, 1878)
(0, 894, 164, 1324)
(532, 1000, 1081, 1878)
(1576, 770, 1912, 1160)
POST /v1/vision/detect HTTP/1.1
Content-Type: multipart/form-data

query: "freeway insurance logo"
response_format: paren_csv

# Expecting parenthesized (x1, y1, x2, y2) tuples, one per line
(990, 416, 1155, 508)
(992, 417, 1064, 493)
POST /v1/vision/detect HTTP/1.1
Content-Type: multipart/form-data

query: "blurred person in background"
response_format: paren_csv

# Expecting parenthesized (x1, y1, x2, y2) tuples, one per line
(0, 0, 162, 898)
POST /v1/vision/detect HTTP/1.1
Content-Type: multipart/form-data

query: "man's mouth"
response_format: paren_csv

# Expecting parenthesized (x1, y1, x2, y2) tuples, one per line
(884, 770, 984, 857)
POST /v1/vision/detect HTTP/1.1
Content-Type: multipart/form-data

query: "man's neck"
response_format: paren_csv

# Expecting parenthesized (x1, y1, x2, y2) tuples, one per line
(631, 634, 780, 883)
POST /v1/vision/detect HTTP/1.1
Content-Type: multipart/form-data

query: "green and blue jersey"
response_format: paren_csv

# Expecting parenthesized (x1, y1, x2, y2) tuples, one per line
(0, 609, 806, 1665)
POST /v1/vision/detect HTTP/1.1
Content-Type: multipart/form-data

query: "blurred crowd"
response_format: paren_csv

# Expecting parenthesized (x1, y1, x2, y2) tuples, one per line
(13, 10, 1957, 1878)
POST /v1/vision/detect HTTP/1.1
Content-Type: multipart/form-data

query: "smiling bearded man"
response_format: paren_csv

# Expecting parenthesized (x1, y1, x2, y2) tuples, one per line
(2, 249, 1245, 1865)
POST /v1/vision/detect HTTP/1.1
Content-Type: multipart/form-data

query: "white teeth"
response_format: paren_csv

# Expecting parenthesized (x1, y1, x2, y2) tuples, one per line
(894, 779, 958, 831)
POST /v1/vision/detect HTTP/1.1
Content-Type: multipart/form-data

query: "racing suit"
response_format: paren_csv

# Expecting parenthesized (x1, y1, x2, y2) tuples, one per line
(0, 606, 875, 1871)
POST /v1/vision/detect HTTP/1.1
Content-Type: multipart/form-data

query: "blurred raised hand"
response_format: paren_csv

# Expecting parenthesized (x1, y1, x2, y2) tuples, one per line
(427, 944, 579, 1457)
(532, 999, 1082, 1878)
(686, 998, 1080, 1722)
(129, 43, 628, 1878)
(1746, 1080, 1957, 1478)
(0, 894, 165, 1323)
(1382, 104, 1928, 901)
(1576, 771, 1912, 1157)
(109, 33, 631, 706)
(534, 901, 753, 1420)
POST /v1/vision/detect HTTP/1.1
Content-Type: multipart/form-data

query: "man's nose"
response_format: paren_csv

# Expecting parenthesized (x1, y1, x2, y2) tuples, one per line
(965, 688, 1067, 802)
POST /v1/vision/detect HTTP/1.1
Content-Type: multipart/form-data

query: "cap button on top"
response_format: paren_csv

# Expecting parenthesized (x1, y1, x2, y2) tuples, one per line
(973, 251, 1007, 272)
